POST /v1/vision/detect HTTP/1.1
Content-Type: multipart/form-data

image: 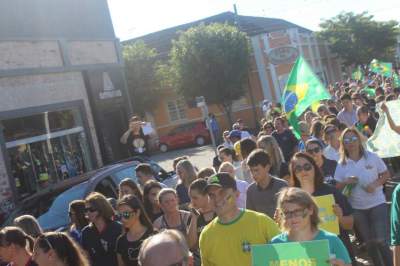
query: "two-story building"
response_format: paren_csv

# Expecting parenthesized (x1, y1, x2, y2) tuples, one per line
(0, 0, 131, 219)
(124, 12, 342, 143)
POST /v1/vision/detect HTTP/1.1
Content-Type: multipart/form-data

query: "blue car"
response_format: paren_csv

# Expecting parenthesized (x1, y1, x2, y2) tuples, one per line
(2, 159, 177, 231)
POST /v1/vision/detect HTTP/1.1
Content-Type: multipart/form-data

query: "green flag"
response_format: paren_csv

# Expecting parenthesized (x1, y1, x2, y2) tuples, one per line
(370, 59, 392, 77)
(394, 73, 400, 88)
(281, 56, 331, 138)
(352, 66, 363, 81)
(361, 86, 376, 97)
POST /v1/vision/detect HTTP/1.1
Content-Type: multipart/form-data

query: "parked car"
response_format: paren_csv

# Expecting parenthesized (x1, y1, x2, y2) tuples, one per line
(158, 121, 210, 152)
(1, 158, 177, 231)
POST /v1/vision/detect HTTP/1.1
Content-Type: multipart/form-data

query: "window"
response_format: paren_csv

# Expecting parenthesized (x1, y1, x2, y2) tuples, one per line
(3, 107, 93, 198)
(167, 99, 186, 122)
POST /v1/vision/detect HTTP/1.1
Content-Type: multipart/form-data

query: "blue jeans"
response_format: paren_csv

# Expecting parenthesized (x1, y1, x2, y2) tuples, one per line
(354, 203, 392, 266)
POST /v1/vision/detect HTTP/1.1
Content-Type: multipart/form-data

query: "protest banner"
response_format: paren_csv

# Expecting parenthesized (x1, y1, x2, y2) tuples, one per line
(367, 99, 400, 158)
(314, 194, 339, 235)
(251, 240, 330, 266)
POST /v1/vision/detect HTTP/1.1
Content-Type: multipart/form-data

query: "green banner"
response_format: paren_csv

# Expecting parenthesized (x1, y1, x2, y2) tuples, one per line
(251, 240, 330, 266)
(367, 99, 400, 158)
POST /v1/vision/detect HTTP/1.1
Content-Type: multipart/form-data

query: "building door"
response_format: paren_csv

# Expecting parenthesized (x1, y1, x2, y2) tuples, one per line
(98, 107, 129, 164)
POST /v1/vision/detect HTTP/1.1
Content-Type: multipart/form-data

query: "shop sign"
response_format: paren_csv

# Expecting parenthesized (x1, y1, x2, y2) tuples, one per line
(99, 72, 122, 100)
(267, 46, 298, 65)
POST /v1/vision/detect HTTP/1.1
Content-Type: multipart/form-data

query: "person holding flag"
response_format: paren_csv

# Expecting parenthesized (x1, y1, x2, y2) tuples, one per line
(281, 56, 331, 139)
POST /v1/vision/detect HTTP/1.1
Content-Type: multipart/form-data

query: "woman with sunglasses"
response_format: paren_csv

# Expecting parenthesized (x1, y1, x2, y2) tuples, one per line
(334, 128, 392, 266)
(116, 194, 155, 266)
(81, 192, 122, 266)
(271, 187, 351, 266)
(32, 232, 89, 266)
(0, 226, 36, 266)
(305, 139, 337, 185)
(68, 200, 88, 244)
(143, 180, 163, 222)
(290, 152, 355, 264)
(187, 179, 216, 266)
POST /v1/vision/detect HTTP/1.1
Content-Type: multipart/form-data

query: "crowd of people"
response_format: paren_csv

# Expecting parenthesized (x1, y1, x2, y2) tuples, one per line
(1, 72, 400, 266)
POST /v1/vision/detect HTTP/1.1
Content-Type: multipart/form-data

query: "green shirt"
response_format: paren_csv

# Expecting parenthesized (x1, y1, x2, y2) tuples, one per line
(391, 184, 400, 245)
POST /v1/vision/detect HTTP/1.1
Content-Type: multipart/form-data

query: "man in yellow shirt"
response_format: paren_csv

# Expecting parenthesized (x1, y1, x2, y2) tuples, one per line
(199, 172, 280, 266)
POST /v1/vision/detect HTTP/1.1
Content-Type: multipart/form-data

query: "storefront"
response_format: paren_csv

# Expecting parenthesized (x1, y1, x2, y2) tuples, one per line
(0, 101, 95, 199)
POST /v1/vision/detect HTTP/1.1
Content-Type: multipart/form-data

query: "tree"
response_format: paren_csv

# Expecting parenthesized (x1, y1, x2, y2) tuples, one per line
(168, 23, 250, 124)
(318, 12, 399, 66)
(123, 40, 161, 116)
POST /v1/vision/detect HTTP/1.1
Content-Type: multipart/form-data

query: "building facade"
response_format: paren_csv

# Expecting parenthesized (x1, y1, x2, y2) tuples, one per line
(0, 0, 131, 220)
(125, 12, 342, 143)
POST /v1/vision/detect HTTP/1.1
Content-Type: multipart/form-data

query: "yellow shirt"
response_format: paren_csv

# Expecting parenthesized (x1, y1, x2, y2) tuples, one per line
(199, 209, 280, 266)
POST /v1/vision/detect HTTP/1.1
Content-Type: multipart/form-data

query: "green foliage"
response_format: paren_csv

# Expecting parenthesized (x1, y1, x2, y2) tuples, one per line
(167, 23, 250, 122)
(123, 40, 161, 115)
(318, 12, 399, 66)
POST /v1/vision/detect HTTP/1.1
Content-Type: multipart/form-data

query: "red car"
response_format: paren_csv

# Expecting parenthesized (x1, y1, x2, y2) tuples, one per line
(158, 121, 210, 152)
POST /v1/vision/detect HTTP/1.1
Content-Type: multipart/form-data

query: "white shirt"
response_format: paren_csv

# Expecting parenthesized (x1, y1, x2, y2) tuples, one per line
(324, 145, 340, 161)
(334, 151, 387, 210)
(235, 179, 249, 209)
(337, 107, 357, 127)
(240, 131, 252, 139)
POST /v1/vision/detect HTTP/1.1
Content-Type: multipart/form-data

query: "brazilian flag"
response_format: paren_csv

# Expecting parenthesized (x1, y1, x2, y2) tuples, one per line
(281, 56, 331, 138)
(351, 66, 363, 81)
(370, 59, 392, 78)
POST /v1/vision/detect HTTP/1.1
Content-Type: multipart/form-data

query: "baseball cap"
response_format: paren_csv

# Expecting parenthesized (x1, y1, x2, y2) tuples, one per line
(205, 172, 237, 192)
(228, 130, 242, 139)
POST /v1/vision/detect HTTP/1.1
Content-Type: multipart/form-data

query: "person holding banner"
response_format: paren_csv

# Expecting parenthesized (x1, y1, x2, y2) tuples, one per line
(289, 152, 355, 264)
(334, 128, 392, 266)
(381, 102, 400, 134)
(272, 187, 351, 266)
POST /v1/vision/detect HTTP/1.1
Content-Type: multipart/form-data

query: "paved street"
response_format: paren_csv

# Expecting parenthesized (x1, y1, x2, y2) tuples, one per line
(150, 145, 217, 171)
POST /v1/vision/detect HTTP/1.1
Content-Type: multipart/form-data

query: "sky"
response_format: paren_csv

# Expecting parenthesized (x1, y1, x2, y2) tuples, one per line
(107, 0, 400, 41)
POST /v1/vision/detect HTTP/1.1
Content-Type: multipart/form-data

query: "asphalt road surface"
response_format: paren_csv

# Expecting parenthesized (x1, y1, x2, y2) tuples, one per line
(150, 145, 217, 171)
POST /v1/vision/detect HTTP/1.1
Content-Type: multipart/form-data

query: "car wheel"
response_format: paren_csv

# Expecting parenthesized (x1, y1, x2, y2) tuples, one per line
(159, 143, 168, 152)
(195, 136, 205, 146)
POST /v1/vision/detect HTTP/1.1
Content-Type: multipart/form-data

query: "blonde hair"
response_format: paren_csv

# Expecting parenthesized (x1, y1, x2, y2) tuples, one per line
(338, 128, 366, 165)
(218, 162, 235, 177)
(157, 188, 178, 204)
(257, 135, 285, 174)
(277, 187, 320, 231)
(176, 160, 197, 187)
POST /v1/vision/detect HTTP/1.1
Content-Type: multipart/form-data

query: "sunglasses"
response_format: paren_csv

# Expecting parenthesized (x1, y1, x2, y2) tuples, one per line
(84, 207, 97, 213)
(117, 211, 136, 220)
(281, 208, 308, 219)
(294, 163, 313, 173)
(343, 136, 358, 144)
(306, 147, 321, 154)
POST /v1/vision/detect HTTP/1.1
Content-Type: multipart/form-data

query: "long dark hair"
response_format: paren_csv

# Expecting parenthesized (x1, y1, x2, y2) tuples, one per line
(119, 178, 143, 201)
(290, 152, 324, 190)
(0, 226, 34, 252)
(69, 200, 88, 230)
(117, 194, 153, 231)
(143, 180, 162, 216)
(35, 232, 89, 266)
